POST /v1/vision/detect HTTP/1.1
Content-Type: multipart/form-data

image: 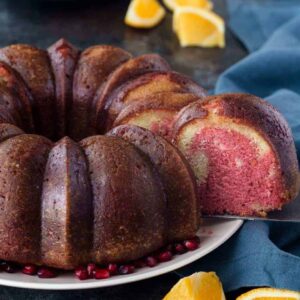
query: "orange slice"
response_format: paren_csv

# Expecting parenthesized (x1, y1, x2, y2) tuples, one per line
(237, 287, 300, 300)
(163, 272, 226, 300)
(163, 0, 213, 11)
(173, 7, 225, 48)
(125, 0, 166, 29)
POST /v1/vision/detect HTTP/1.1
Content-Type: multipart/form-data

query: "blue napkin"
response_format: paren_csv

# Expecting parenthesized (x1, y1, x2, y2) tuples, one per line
(177, 0, 300, 292)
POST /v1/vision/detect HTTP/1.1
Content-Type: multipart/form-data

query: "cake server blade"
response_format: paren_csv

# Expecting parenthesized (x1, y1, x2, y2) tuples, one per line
(203, 191, 300, 222)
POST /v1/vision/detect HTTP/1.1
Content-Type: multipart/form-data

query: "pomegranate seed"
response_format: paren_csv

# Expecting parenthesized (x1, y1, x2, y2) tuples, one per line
(22, 264, 37, 276)
(134, 259, 146, 268)
(158, 250, 172, 262)
(87, 263, 97, 277)
(174, 243, 186, 254)
(4, 263, 17, 273)
(94, 268, 110, 279)
(37, 267, 57, 278)
(183, 239, 199, 251)
(145, 256, 158, 268)
(0, 261, 6, 271)
(118, 264, 135, 275)
(75, 266, 89, 280)
(107, 263, 118, 275)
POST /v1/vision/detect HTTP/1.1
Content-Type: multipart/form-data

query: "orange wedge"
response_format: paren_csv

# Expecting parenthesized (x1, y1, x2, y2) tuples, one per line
(163, 272, 226, 300)
(173, 7, 225, 48)
(125, 0, 166, 29)
(163, 0, 213, 11)
(237, 287, 300, 300)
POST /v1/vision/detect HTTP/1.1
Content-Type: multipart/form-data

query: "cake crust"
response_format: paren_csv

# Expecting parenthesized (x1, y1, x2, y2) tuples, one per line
(0, 123, 24, 142)
(0, 134, 52, 265)
(41, 137, 93, 269)
(108, 125, 200, 241)
(0, 45, 56, 139)
(70, 45, 132, 140)
(80, 135, 167, 264)
(48, 39, 80, 139)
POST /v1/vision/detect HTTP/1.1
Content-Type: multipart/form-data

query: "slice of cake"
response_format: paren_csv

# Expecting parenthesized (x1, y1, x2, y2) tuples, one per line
(173, 93, 299, 216)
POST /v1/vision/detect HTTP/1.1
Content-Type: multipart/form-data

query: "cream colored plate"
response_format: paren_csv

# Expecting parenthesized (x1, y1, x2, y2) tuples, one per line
(0, 219, 242, 290)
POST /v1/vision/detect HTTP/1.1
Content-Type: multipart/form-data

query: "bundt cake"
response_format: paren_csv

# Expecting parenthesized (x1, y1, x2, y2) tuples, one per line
(0, 39, 202, 270)
(172, 94, 300, 216)
(0, 38, 298, 273)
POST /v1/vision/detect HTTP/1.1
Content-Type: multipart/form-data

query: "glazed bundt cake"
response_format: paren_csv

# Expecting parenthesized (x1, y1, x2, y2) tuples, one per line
(0, 39, 202, 270)
(172, 94, 299, 216)
(0, 38, 298, 273)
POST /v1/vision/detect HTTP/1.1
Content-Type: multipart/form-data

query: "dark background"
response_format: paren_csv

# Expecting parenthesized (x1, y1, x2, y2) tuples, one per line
(0, 0, 247, 298)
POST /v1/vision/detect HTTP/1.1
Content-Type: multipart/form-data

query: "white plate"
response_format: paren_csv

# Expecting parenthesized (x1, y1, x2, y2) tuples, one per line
(0, 218, 242, 290)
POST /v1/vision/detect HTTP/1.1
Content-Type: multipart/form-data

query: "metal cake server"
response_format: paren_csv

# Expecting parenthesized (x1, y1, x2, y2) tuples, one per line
(203, 192, 300, 222)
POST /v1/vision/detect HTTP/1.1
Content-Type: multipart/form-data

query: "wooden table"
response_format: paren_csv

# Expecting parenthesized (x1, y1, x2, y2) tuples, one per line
(0, 0, 247, 298)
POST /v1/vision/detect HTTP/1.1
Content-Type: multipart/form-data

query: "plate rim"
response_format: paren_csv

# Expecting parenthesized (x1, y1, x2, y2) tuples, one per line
(0, 219, 243, 290)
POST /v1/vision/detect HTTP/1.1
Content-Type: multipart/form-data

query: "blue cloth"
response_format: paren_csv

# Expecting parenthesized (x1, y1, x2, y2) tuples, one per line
(177, 0, 300, 292)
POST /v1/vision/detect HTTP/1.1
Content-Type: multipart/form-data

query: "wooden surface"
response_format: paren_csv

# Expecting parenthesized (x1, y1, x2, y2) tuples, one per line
(0, 0, 247, 298)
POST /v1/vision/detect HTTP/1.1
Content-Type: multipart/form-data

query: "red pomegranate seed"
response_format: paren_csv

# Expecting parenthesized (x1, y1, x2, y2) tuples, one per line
(94, 268, 110, 279)
(22, 264, 37, 276)
(37, 267, 57, 278)
(0, 261, 6, 272)
(107, 263, 118, 275)
(183, 239, 199, 251)
(145, 256, 158, 268)
(87, 263, 97, 277)
(174, 243, 186, 254)
(118, 264, 135, 275)
(134, 259, 146, 268)
(4, 263, 17, 273)
(158, 250, 172, 262)
(75, 266, 89, 280)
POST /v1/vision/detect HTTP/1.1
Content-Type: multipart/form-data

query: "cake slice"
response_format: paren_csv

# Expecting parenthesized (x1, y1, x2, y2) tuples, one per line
(108, 125, 199, 241)
(69, 45, 131, 140)
(113, 92, 202, 140)
(173, 93, 299, 216)
(105, 71, 207, 130)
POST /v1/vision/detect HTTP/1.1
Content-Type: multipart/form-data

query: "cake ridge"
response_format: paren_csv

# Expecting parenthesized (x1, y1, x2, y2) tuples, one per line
(0, 44, 56, 139)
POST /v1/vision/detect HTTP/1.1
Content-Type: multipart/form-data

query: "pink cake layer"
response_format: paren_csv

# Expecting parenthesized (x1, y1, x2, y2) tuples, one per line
(189, 127, 285, 216)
